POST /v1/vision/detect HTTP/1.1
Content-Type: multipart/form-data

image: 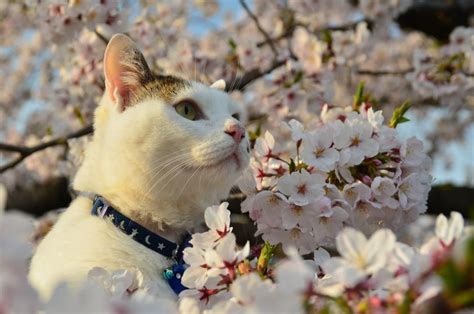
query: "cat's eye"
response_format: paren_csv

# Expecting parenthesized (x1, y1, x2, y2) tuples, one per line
(174, 100, 200, 121)
(232, 113, 240, 121)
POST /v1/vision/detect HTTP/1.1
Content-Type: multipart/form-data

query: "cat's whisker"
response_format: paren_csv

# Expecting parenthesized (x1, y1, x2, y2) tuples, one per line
(143, 155, 190, 191)
(140, 152, 191, 202)
(146, 148, 190, 171)
(177, 163, 202, 199)
(152, 159, 195, 197)
(141, 150, 191, 189)
(202, 59, 210, 85)
(232, 70, 244, 92)
(141, 159, 191, 202)
(194, 56, 197, 82)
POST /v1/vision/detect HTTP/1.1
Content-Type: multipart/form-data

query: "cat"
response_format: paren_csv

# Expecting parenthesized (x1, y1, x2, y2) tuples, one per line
(28, 34, 250, 301)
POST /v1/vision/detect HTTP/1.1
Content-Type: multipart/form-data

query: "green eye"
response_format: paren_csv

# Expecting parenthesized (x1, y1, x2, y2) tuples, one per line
(175, 100, 199, 121)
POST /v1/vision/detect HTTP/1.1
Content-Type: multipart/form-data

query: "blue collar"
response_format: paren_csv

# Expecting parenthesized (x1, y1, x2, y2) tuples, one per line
(91, 196, 191, 294)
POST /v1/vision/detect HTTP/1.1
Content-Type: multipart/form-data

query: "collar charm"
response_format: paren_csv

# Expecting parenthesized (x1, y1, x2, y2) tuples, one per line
(91, 196, 191, 294)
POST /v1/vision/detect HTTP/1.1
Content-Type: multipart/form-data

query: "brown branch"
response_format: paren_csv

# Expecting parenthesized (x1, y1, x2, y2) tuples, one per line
(225, 58, 287, 92)
(0, 124, 93, 174)
(356, 67, 414, 76)
(0, 143, 30, 154)
(94, 29, 109, 45)
(239, 0, 278, 59)
(313, 18, 372, 33)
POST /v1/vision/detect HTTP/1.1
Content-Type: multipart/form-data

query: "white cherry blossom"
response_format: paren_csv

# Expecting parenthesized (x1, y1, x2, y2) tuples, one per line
(301, 128, 339, 171)
(343, 182, 372, 208)
(191, 202, 232, 248)
(333, 117, 379, 165)
(371, 176, 398, 208)
(182, 246, 224, 289)
(435, 211, 464, 247)
(254, 131, 276, 162)
(322, 228, 396, 287)
(277, 170, 326, 205)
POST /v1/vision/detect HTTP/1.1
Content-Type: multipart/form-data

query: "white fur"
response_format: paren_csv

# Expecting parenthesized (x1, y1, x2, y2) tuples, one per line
(29, 78, 250, 300)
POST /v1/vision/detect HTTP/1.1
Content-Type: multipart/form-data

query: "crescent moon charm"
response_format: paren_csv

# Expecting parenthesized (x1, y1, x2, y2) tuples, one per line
(145, 235, 151, 245)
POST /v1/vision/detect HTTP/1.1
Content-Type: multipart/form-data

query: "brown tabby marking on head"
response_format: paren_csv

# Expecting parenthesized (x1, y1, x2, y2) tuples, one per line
(130, 74, 191, 105)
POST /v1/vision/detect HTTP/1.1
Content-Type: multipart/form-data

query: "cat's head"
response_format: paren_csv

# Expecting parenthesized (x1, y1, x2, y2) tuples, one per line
(74, 34, 250, 229)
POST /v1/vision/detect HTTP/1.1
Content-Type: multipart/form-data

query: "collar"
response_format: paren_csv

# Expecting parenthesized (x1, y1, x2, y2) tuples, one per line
(91, 196, 190, 260)
(91, 196, 191, 294)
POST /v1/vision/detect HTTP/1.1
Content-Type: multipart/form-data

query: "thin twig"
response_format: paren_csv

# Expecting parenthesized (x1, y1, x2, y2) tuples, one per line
(239, 0, 279, 59)
(0, 124, 93, 173)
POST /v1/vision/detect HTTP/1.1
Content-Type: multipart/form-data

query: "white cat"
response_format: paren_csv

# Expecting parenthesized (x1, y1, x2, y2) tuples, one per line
(28, 34, 250, 301)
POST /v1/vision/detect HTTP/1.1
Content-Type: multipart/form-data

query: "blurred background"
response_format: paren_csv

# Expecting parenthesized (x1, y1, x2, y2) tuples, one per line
(0, 0, 473, 219)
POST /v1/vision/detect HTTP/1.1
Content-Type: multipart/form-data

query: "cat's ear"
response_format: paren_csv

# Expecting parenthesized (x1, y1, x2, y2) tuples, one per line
(103, 34, 153, 111)
(210, 79, 226, 90)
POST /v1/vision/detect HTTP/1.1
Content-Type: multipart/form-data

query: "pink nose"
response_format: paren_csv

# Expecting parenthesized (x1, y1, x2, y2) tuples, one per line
(225, 124, 245, 143)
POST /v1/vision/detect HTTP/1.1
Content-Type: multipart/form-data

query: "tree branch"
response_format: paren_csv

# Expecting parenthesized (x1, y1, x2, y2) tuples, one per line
(225, 58, 287, 92)
(94, 29, 109, 45)
(239, 0, 279, 59)
(256, 18, 371, 48)
(0, 124, 93, 174)
(356, 67, 414, 76)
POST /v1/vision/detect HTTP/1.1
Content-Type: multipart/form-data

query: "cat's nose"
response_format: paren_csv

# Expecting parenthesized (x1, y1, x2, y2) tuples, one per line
(224, 123, 245, 144)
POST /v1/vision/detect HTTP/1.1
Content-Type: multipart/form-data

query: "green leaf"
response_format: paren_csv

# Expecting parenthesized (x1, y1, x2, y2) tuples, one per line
(73, 106, 86, 125)
(248, 123, 262, 142)
(397, 292, 413, 314)
(257, 241, 276, 277)
(289, 158, 296, 173)
(352, 81, 365, 111)
(389, 101, 412, 128)
(227, 38, 237, 52)
(293, 70, 304, 84)
(438, 260, 463, 294)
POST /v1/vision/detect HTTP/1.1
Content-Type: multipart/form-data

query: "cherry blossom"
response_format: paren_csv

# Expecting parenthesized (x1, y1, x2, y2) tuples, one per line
(301, 127, 339, 171)
(191, 202, 233, 248)
(277, 170, 326, 206)
(434, 211, 464, 247)
(322, 228, 396, 287)
(333, 117, 380, 166)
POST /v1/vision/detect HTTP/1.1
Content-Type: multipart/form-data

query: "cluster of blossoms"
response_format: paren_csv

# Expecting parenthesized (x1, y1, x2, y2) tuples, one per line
(179, 202, 250, 310)
(179, 205, 472, 313)
(240, 100, 432, 254)
(27, 0, 124, 44)
(408, 27, 474, 107)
